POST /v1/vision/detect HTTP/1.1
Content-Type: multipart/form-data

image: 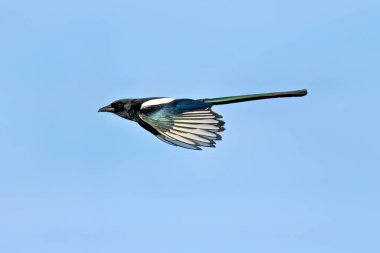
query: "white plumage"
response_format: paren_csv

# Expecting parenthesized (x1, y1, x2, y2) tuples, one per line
(152, 108, 224, 149)
(141, 98, 175, 109)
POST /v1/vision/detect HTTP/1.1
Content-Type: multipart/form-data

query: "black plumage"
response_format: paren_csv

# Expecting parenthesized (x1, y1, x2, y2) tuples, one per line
(98, 89, 307, 150)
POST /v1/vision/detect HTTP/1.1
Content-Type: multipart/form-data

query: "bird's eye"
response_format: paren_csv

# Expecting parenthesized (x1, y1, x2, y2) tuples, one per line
(111, 102, 124, 112)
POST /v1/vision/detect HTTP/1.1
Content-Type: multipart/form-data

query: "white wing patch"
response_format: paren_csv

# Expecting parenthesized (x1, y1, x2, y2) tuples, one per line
(141, 98, 175, 109)
(172, 126, 218, 138)
(155, 109, 225, 150)
(180, 110, 210, 114)
(173, 119, 219, 124)
(173, 123, 219, 130)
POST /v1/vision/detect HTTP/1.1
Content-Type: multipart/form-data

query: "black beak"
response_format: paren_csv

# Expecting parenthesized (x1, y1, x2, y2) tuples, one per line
(98, 105, 115, 112)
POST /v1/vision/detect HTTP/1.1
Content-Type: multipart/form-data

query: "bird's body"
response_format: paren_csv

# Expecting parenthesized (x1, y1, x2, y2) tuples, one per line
(99, 89, 307, 150)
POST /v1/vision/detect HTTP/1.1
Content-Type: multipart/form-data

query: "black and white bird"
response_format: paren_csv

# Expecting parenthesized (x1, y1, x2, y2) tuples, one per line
(98, 89, 307, 150)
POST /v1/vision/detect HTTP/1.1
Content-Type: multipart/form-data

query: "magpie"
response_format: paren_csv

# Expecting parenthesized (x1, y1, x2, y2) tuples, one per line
(98, 89, 307, 150)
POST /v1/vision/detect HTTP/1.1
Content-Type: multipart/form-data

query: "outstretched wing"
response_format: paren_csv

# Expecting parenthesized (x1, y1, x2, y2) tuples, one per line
(137, 98, 225, 150)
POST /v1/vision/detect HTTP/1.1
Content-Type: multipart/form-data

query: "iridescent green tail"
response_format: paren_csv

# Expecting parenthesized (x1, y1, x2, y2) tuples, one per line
(200, 89, 307, 106)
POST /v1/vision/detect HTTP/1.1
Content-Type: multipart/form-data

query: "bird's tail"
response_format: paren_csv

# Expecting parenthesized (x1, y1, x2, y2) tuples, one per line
(199, 89, 307, 106)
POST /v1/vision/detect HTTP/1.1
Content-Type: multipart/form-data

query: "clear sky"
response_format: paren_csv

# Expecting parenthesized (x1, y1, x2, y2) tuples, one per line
(0, 0, 379, 252)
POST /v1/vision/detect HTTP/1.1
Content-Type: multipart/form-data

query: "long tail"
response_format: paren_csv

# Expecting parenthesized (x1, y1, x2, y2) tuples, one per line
(199, 89, 307, 106)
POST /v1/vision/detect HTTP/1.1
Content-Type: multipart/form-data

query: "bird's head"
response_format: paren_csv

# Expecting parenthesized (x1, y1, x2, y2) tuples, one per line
(98, 99, 134, 119)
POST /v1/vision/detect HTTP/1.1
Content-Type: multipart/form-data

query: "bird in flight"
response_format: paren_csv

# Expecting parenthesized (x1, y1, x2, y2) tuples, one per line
(99, 89, 307, 150)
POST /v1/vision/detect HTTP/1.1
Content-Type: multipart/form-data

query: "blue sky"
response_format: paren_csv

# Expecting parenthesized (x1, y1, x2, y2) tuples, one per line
(0, 0, 379, 252)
